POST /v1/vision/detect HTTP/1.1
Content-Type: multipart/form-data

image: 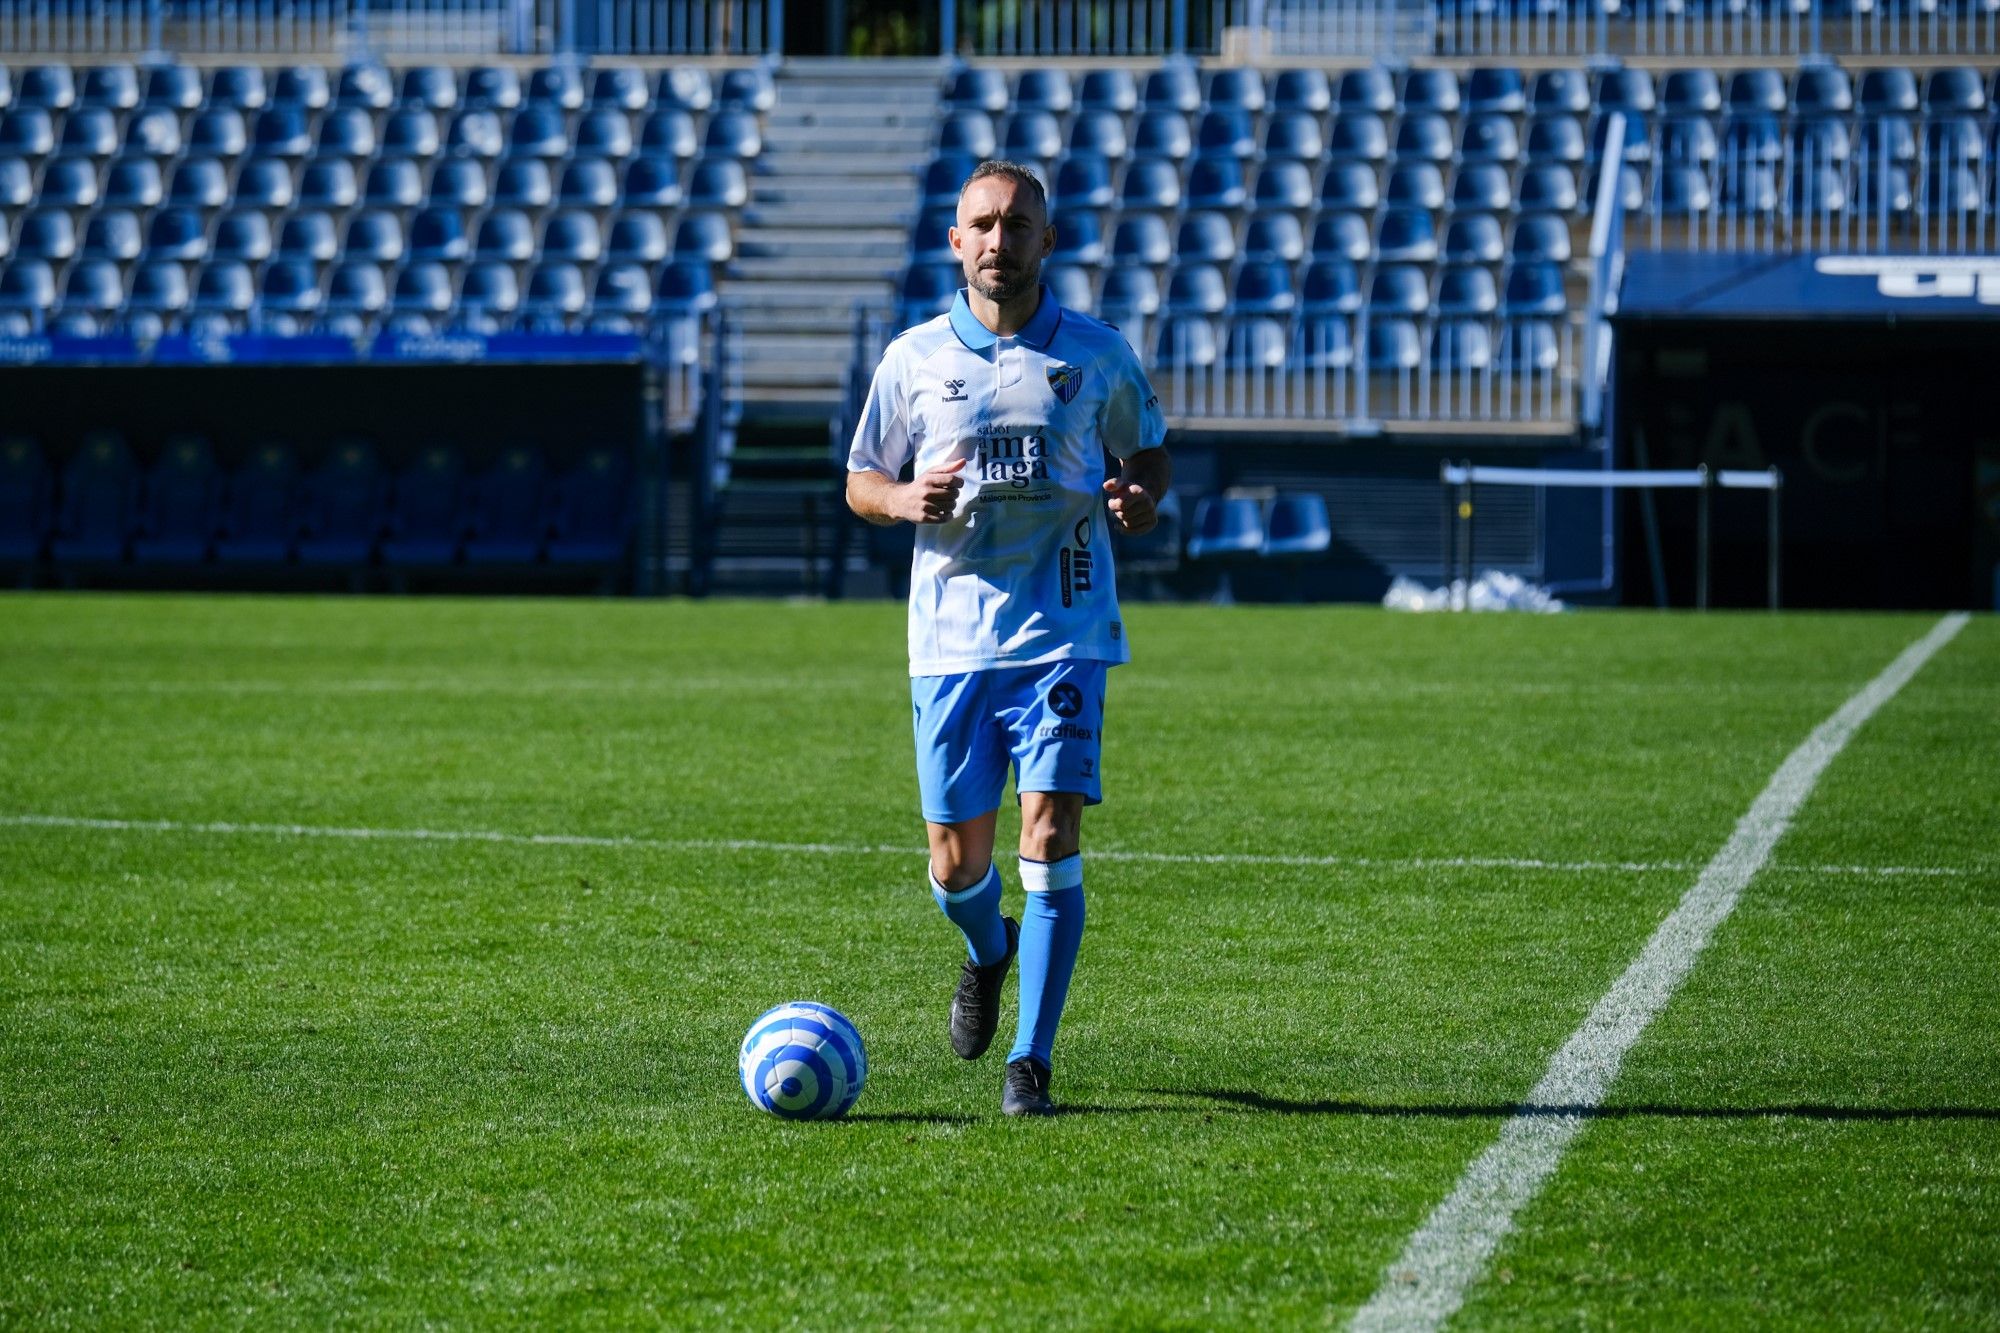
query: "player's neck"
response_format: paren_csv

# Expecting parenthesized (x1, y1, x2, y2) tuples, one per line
(966, 284, 1044, 339)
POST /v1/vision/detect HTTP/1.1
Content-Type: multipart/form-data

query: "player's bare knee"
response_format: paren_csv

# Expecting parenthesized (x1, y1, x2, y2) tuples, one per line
(1019, 794, 1083, 863)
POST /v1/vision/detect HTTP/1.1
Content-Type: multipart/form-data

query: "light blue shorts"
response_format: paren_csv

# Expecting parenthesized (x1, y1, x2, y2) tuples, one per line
(911, 659, 1110, 825)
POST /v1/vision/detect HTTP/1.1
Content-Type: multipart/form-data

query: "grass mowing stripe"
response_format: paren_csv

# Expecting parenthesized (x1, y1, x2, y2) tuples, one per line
(0, 812, 1979, 881)
(1350, 611, 1972, 1333)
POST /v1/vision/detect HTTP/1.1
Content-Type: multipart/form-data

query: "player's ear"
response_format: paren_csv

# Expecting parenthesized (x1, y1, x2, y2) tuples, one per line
(948, 225, 963, 258)
(1040, 223, 1056, 258)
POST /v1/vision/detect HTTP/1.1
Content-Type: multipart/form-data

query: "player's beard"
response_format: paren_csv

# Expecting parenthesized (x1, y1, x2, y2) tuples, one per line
(969, 259, 1036, 304)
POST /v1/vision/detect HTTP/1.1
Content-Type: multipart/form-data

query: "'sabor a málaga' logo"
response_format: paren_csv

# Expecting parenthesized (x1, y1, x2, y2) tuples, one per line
(1049, 683, 1084, 719)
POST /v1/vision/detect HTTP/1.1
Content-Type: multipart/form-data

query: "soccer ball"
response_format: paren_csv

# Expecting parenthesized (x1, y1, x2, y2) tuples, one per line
(738, 1001, 867, 1120)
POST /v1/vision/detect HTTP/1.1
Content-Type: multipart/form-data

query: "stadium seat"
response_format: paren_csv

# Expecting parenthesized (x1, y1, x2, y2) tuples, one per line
(909, 204, 956, 263)
(211, 210, 274, 263)
(1369, 264, 1430, 317)
(1728, 68, 1789, 117)
(639, 109, 698, 160)
(1790, 162, 1849, 216)
(145, 63, 204, 112)
(546, 448, 632, 566)
(393, 64, 454, 113)
(51, 432, 138, 564)
(1151, 313, 1216, 369)
(1793, 66, 1854, 118)
(192, 260, 256, 324)
(409, 208, 469, 263)
(1443, 212, 1506, 265)
(1923, 117, 1985, 167)
(1263, 493, 1332, 559)
(493, 160, 554, 210)
(124, 106, 183, 159)
(474, 209, 537, 263)
(1196, 108, 1257, 160)
(1502, 262, 1567, 317)
(1077, 69, 1138, 114)
(509, 105, 570, 159)
(1586, 163, 1646, 214)
(1001, 110, 1061, 162)
(705, 108, 762, 160)
(528, 65, 586, 112)
(1471, 66, 1530, 115)
(1591, 112, 1652, 166)
(1132, 109, 1192, 162)
(655, 258, 716, 312)
(1511, 212, 1573, 264)
(592, 67, 651, 113)
(0, 436, 52, 564)
(1099, 266, 1161, 319)
(1109, 214, 1172, 266)
(1068, 110, 1128, 161)
(1656, 165, 1713, 217)
(212, 442, 298, 563)
(1431, 319, 1493, 374)
(1050, 210, 1106, 266)
(0, 259, 57, 328)
(60, 259, 124, 323)
(393, 263, 454, 323)
(946, 67, 1009, 115)
(1186, 158, 1246, 211)
(720, 65, 777, 112)
(458, 263, 520, 324)
(38, 157, 100, 209)
(1205, 66, 1267, 114)
(234, 157, 296, 210)
(557, 157, 622, 210)
(187, 107, 248, 159)
(1119, 157, 1182, 212)
(622, 156, 684, 209)
(464, 445, 549, 564)
(1231, 262, 1296, 317)
(1662, 69, 1722, 117)
(18, 64, 77, 111)
(1661, 116, 1720, 166)
(607, 212, 669, 265)
(686, 157, 748, 209)
(296, 440, 385, 566)
(415, 158, 481, 212)
(1224, 317, 1288, 369)
(317, 107, 377, 161)
(299, 160, 361, 211)
(1142, 65, 1201, 114)
(258, 258, 320, 317)
(1337, 66, 1397, 115)
(341, 210, 405, 264)
(1451, 163, 1513, 213)
(1302, 259, 1363, 316)
(252, 106, 313, 159)
(1924, 67, 1987, 117)
(1385, 163, 1445, 210)
(1790, 119, 1851, 167)
(144, 207, 208, 261)
(1721, 115, 1784, 165)
(1403, 67, 1462, 115)
(1435, 264, 1499, 319)
(1174, 212, 1236, 265)
(1327, 112, 1389, 164)
(521, 263, 588, 328)
(1043, 264, 1094, 313)
(1311, 210, 1372, 263)
(1015, 69, 1073, 114)
(1595, 67, 1656, 115)
(1860, 68, 1920, 115)
(446, 109, 505, 160)
(1526, 115, 1586, 166)
(15, 211, 77, 263)
(466, 66, 523, 112)
(1461, 114, 1521, 166)
(1376, 207, 1438, 263)
(61, 107, 119, 159)
(81, 210, 143, 264)
(1262, 112, 1324, 164)
(1165, 264, 1228, 316)
(323, 261, 389, 324)
(655, 67, 714, 114)
(0, 108, 56, 159)
(1187, 496, 1264, 561)
(1517, 164, 1579, 213)
(1251, 161, 1314, 213)
(1053, 153, 1114, 210)
(1396, 113, 1455, 164)
(207, 64, 266, 111)
(271, 64, 330, 112)
(363, 158, 425, 211)
(938, 109, 996, 161)
(1498, 319, 1560, 374)
(1365, 318, 1422, 373)
(280, 211, 341, 264)
(673, 212, 734, 264)
(922, 152, 978, 209)
(1270, 68, 1331, 114)
(1242, 211, 1305, 263)
(541, 210, 602, 264)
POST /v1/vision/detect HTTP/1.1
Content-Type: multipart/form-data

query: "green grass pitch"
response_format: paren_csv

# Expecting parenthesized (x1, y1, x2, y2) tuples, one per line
(2, 594, 1996, 1328)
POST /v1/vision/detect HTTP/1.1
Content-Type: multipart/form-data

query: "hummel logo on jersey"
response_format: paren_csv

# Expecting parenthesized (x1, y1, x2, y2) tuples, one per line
(942, 378, 969, 402)
(1047, 365, 1083, 404)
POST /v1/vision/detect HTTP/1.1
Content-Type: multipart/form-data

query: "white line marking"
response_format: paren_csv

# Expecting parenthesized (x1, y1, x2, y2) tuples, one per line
(1350, 611, 1971, 1333)
(0, 814, 1980, 881)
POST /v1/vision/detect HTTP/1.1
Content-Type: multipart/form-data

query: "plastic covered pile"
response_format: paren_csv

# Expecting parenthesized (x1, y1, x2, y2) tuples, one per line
(1383, 571, 1567, 613)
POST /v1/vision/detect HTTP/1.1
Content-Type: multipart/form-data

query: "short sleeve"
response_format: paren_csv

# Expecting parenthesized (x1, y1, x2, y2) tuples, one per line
(847, 351, 914, 478)
(1100, 344, 1168, 460)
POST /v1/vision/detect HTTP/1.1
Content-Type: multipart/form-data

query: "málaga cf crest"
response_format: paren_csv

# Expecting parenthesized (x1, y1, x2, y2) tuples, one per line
(1047, 365, 1083, 404)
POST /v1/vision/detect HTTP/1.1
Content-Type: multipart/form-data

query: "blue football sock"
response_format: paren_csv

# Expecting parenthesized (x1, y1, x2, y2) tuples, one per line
(1008, 854, 1085, 1068)
(931, 861, 1008, 967)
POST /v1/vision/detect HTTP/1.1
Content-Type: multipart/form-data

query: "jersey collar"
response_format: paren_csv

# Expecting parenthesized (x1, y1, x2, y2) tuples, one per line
(948, 284, 1062, 352)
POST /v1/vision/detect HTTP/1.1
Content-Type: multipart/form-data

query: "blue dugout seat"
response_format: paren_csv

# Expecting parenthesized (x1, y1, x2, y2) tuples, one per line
(215, 442, 298, 563)
(0, 436, 52, 564)
(133, 436, 222, 564)
(51, 433, 139, 564)
(464, 446, 550, 563)
(296, 440, 385, 566)
(547, 448, 632, 565)
(383, 446, 466, 566)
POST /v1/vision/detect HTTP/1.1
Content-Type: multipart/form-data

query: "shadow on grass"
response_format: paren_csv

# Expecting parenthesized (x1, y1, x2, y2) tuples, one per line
(1156, 1089, 2000, 1122)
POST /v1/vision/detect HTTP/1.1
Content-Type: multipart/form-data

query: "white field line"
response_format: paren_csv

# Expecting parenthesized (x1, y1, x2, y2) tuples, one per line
(0, 812, 1979, 881)
(1350, 611, 1972, 1333)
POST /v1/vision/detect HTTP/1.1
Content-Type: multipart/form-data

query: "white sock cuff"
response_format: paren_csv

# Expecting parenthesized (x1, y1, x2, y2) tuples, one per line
(930, 862, 998, 903)
(1018, 853, 1082, 894)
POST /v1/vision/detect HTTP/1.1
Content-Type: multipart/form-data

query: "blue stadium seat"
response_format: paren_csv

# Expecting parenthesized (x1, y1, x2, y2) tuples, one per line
(81, 209, 143, 263)
(330, 60, 392, 111)
(0, 436, 52, 564)
(1231, 261, 1295, 316)
(457, 263, 520, 326)
(910, 204, 955, 263)
(38, 156, 100, 209)
(1517, 164, 1579, 213)
(60, 259, 124, 321)
(19, 64, 77, 111)
(547, 448, 632, 566)
(560, 156, 622, 210)
(655, 257, 716, 311)
(473, 208, 537, 263)
(576, 108, 635, 161)
(592, 67, 651, 113)
(1186, 157, 1246, 211)
(144, 207, 208, 261)
(1015, 68, 1073, 114)
(213, 442, 298, 563)
(130, 435, 220, 563)
(1053, 153, 1114, 210)
(1175, 211, 1235, 265)
(607, 211, 669, 265)
(1151, 313, 1216, 369)
(705, 108, 763, 159)
(234, 156, 296, 211)
(51, 433, 138, 564)
(686, 156, 748, 208)
(509, 105, 570, 159)
(211, 209, 274, 263)
(1376, 207, 1438, 263)
(517, 262, 586, 329)
(1395, 113, 1455, 165)
(1270, 68, 1331, 114)
(1431, 319, 1493, 374)
(1595, 67, 1657, 115)
(946, 67, 1010, 115)
(1923, 117, 1985, 167)
(1225, 317, 1288, 369)
(1336, 66, 1397, 114)
(1327, 112, 1388, 164)
(1386, 163, 1445, 210)
(124, 106, 182, 159)
(528, 65, 586, 111)
(257, 258, 320, 318)
(296, 440, 385, 566)
(1923, 157, 1983, 213)
(1205, 67, 1267, 113)
(1498, 319, 1560, 374)
(1435, 263, 1499, 318)
(1310, 212, 1372, 264)
(0, 158, 34, 210)
(1721, 114, 1784, 165)
(1472, 66, 1530, 115)
(1526, 115, 1586, 166)
(672, 211, 733, 263)
(1656, 165, 1713, 217)
(145, 63, 204, 112)
(187, 107, 247, 158)
(1855, 161, 1913, 217)
(343, 210, 407, 266)
(1790, 118, 1851, 166)
(1591, 111, 1652, 166)
(1365, 319, 1421, 373)
(1790, 162, 1849, 216)
(1050, 210, 1106, 265)
(1187, 495, 1264, 560)
(1142, 65, 1201, 114)
(639, 108, 698, 160)
(1924, 67, 1987, 117)
(1528, 67, 1592, 116)
(1793, 66, 1853, 118)
(1587, 162, 1646, 214)
(1319, 163, 1381, 215)
(299, 159, 360, 211)
(1165, 263, 1227, 316)
(1078, 68, 1138, 114)
(1461, 113, 1520, 166)
(323, 260, 388, 323)
(1099, 266, 1161, 318)
(542, 210, 602, 264)
(1728, 68, 1789, 117)
(1132, 109, 1192, 162)
(1251, 160, 1314, 213)
(464, 445, 549, 564)
(465, 66, 523, 112)
(0, 259, 57, 329)
(1502, 262, 1567, 317)
(655, 67, 714, 114)
(271, 65, 330, 112)
(15, 210, 77, 262)
(208, 65, 266, 111)
(1262, 111, 1323, 163)
(1263, 493, 1332, 558)
(0, 108, 55, 160)
(1662, 68, 1722, 117)
(409, 208, 469, 263)
(421, 157, 484, 210)
(493, 160, 554, 210)
(1109, 213, 1172, 266)
(1511, 213, 1572, 263)
(1402, 67, 1461, 115)
(922, 152, 978, 209)
(1861, 68, 1921, 116)
(1369, 264, 1429, 317)
(392, 262, 454, 321)
(192, 260, 255, 325)
(279, 211, 341, 264)
(1120, 157, 1182, 211)
(622, 155, 684, 208)
(1661, 116, 1719, 166)
(252, 106, 313, 159)
(61, 106, 119, 159)
(362, 157, 424, 210)
(446, 109, 505, 160)
(317, 106, 377, 160)
(1043, 263, 1093, 313)
(1242, 211, 1305, 263)
(1451, 163, 1513, 213)
(1067, 110, 1129, 161)
(587, 262, 647, 323)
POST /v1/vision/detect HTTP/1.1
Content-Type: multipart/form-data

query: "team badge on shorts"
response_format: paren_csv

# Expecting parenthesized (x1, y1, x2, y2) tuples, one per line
(1047, 365, 1083, 404)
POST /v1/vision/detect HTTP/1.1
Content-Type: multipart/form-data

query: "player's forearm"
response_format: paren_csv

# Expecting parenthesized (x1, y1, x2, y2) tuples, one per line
(846, 470, 904, 527)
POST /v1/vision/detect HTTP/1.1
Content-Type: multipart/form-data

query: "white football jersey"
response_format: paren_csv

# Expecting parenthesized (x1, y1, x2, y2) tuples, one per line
(848, 286, 1167, 677)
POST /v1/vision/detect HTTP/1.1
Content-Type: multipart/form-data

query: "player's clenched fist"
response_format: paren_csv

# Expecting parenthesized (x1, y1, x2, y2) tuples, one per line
(900, 457, 967, 524)
(1102, 478, 1158, 536)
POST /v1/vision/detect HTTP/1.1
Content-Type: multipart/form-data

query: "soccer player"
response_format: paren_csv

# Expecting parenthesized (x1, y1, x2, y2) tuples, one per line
(845, 160, 1170, 1116)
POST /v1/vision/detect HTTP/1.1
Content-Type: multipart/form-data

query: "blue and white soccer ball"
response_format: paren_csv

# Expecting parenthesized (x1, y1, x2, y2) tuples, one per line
(738, 1001, 867, 1120)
